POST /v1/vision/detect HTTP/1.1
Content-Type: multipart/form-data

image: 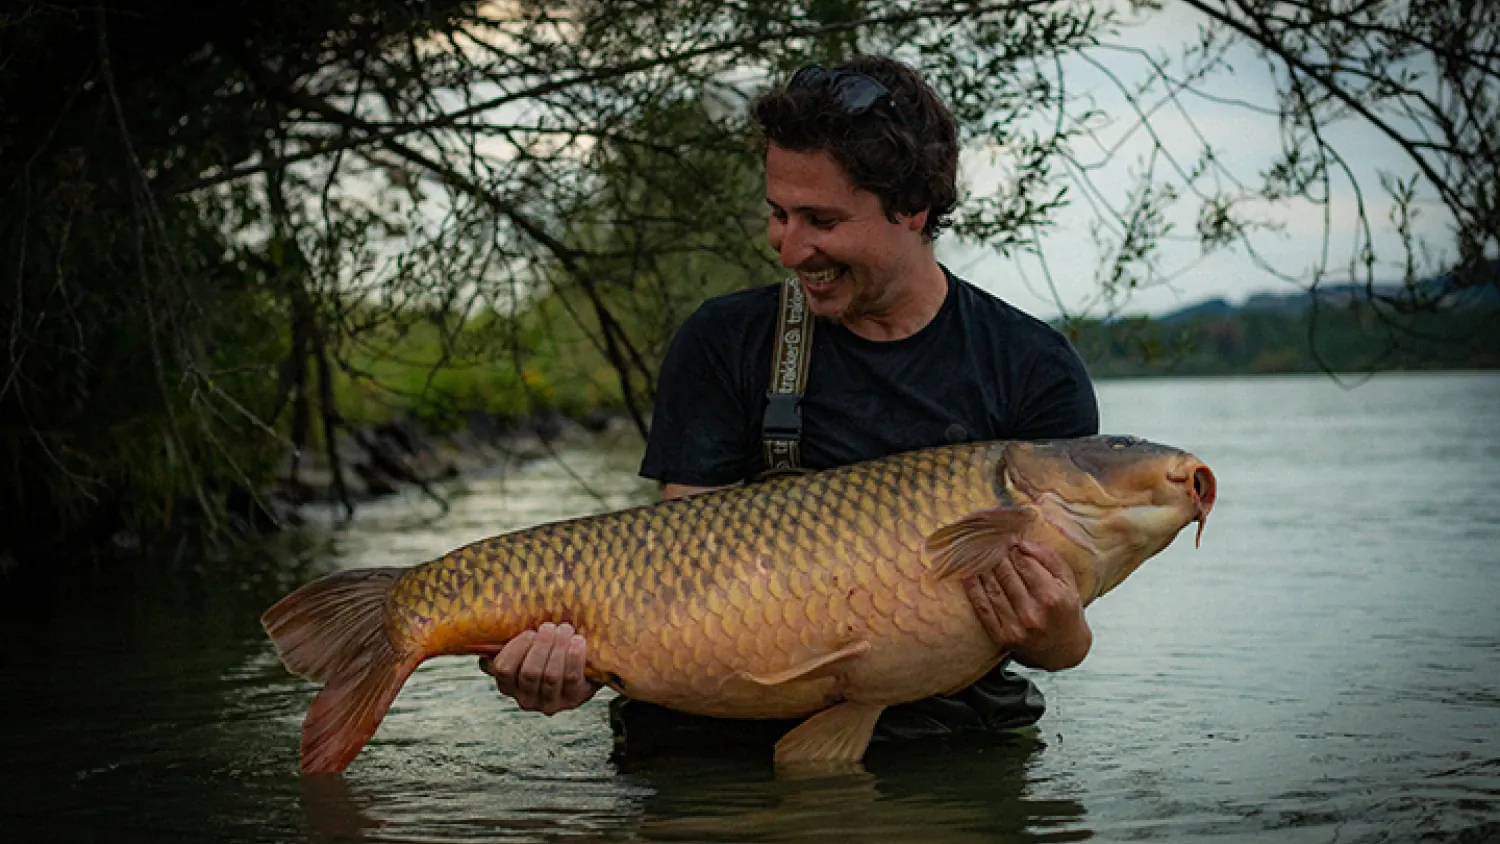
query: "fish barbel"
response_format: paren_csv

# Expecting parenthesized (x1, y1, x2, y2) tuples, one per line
(263, 435, 1217, 773)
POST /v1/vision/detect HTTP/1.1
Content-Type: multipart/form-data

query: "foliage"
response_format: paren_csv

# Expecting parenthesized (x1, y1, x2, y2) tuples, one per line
(1176, 0, 1498, 307)
(0, 0, 476, 550)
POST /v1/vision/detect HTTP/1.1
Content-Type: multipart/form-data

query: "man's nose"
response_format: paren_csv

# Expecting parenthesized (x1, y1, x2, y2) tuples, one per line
(773, 218, 817, 268)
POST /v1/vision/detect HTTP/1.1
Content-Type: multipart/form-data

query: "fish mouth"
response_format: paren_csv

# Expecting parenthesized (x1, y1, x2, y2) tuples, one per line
(1169, 462, 1217, 547)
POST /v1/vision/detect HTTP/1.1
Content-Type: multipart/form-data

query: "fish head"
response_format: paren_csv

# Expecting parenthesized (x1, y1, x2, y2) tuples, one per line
(998, 435, 1217, 603)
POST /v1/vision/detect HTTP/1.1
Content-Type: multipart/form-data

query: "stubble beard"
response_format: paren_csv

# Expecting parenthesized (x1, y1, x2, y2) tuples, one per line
(820, 271, 898, 326)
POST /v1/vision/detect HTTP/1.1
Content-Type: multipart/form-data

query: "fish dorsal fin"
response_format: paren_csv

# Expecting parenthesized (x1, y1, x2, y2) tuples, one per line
(733, 640, 871, 687)
(924, 506, 1036, 582)
(774, 700, 886, 765)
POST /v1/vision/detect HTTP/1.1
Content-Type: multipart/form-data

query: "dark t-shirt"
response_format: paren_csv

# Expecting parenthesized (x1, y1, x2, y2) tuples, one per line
(641, 270, 1099, 484)
(631, 267, 1100, 745)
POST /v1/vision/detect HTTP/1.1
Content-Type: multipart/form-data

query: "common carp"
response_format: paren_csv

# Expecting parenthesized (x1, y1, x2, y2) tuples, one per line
(263, 435, 1216, 773)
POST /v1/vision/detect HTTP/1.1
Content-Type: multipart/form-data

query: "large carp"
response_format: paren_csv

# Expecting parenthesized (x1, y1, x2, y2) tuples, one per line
(264, 435, 1216, 773)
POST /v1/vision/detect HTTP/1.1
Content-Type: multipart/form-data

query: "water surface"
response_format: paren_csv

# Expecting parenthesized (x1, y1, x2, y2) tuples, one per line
(2, 373, 1497, 843)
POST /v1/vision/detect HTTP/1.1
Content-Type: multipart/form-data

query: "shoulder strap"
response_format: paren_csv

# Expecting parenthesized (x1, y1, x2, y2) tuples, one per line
(762, 276, 814, 474)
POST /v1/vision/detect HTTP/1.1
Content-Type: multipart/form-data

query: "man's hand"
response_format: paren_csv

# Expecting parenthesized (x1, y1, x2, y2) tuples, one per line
(963, 540, 1093, 671)
(478, 622, 601, 715)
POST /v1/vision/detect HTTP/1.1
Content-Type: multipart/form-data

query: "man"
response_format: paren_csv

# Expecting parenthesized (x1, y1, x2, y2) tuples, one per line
(480, 56, 1099, 753)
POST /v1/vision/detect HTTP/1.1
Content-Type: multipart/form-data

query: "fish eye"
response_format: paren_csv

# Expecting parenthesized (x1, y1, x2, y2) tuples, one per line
(1108, 436, 1138, 449)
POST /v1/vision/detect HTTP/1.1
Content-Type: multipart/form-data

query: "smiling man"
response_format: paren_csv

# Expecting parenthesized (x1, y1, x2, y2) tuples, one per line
(481, 56, 1101, 756)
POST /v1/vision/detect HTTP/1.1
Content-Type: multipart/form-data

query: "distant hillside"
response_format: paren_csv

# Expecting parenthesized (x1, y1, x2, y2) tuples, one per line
(1064, 276, 1499, 377)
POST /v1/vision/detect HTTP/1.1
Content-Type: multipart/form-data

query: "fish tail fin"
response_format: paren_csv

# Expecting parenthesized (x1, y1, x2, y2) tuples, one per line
(261, 568, 421, 774)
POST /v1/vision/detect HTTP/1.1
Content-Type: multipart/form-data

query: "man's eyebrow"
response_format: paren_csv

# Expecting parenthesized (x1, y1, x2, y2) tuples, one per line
(766, 199, 845, 216)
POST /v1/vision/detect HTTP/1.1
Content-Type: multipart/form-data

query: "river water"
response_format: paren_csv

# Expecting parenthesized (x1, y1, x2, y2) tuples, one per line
(2, 372, 1497, 843)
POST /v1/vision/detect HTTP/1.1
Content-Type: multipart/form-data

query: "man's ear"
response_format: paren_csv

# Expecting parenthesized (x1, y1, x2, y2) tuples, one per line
(903, 207, 930, 233)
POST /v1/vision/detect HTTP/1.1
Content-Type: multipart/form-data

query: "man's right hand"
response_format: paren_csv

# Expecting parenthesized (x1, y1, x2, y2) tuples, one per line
(478, 622, 601, 715)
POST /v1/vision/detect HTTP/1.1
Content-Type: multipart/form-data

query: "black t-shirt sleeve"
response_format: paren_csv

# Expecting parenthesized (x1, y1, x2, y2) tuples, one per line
(1011, 334, 1100, 439)
(639, 305, 759, 486)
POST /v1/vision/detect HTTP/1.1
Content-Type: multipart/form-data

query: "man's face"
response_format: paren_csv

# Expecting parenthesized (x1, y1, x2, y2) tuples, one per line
(765, 144, 930, 323)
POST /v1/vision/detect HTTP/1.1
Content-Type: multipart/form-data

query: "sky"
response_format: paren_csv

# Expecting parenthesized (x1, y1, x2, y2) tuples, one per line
(931, 4, 1456, 321)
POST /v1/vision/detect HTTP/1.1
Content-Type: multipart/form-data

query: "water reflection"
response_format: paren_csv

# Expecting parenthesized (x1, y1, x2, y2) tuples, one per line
(299, 731, 1089, 843)
(630, 736, 1086, 843)
(303, 777, 381, 839)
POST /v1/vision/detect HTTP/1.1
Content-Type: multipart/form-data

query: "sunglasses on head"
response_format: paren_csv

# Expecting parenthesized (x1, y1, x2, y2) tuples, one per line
(788, 64, 909, 127)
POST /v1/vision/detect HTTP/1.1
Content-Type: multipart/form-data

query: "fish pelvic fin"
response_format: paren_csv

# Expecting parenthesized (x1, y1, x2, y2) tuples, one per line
(774, 701, 886, 765)
(261, 568, 421, 774)
(923, 506, 1037, 582)
(731, 640, 871, 688)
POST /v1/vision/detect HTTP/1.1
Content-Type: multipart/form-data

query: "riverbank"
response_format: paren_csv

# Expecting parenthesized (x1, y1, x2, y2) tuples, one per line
(268, 409, 641, 523)
(0, 409, 641, 590)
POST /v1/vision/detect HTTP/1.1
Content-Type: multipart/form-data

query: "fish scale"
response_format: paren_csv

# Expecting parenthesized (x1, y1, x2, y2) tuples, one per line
(385, 444, 998, 714)
(263, 435, 1215, 772)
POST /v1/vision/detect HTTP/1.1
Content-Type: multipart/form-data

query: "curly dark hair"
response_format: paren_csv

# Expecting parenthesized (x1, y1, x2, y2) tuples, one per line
(751, 55, 960, 241)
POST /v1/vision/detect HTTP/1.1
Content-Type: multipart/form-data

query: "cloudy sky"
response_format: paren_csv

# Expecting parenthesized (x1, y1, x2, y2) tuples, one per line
(934, 4, 1455, 321)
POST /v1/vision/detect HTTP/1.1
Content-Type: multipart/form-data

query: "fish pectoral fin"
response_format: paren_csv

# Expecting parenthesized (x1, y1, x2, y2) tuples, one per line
(733, 640, 871, 687)
(924, 506, 1037, 582)
(774, 701, 886, 765)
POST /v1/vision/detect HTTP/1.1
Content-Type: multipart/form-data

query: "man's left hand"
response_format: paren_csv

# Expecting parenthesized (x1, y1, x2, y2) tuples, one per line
(963, 540, 1093, 671)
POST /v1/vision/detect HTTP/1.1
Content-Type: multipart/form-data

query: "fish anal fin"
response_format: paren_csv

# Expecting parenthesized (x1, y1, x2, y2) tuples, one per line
(774, 701, 886, 765)
(924, 507, 1036, 582)
(733, 640, 871, 687)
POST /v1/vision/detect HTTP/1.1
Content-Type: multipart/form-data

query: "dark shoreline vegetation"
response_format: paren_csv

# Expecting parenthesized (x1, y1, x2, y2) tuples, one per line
(3, 2, 1496, 583)
(1070, 283, 1500, 378)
